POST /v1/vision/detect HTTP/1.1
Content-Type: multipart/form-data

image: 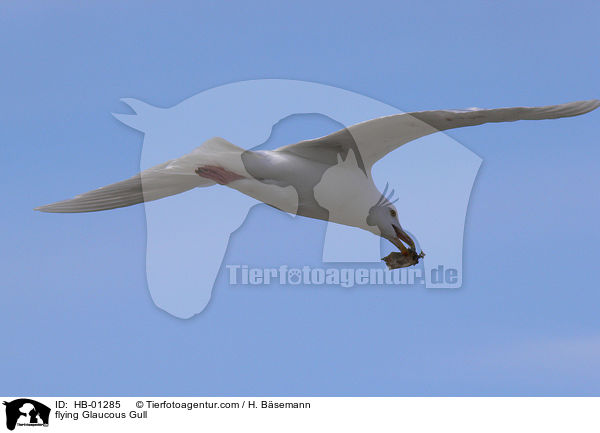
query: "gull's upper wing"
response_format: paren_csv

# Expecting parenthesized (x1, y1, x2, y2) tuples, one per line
(277, 99, 600, 170)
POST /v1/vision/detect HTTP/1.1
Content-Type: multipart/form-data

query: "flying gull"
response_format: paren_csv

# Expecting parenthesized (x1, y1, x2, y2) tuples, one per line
(36, 100, 600, 265)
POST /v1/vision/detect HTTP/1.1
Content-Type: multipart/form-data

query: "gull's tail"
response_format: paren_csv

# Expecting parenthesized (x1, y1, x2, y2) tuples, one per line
(35, 137, 242, 213)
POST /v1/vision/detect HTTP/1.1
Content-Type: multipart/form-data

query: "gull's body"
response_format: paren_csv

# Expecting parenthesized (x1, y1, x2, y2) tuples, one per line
(36, 100, 600, 256)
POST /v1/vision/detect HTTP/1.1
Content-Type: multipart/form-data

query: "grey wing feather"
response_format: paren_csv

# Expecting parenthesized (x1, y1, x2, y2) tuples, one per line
(35, 160, 214, 213)
(279, 99, 600, 169)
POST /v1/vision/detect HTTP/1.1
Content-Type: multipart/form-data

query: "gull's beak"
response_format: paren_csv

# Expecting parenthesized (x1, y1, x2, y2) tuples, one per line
(390, 224, 416, 254)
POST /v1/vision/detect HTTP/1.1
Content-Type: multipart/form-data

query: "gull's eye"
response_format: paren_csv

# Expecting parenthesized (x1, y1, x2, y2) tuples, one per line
(389, 209, 397, 218)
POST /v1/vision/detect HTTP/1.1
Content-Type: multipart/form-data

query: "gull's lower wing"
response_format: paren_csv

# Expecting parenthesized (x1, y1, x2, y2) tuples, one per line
(278, 99, 600, 169)
(35, 160, 215, 213)
(32, 136, 246, 213)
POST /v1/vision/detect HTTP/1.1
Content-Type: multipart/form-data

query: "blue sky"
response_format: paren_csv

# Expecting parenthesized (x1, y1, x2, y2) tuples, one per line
(1, 1, 599, 396)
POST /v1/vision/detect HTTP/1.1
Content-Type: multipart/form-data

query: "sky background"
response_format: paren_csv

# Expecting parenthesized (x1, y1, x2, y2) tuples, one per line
(1, 1, 599, 396)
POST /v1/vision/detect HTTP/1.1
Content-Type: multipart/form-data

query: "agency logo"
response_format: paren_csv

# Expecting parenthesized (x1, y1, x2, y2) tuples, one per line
(3, 399, 50, 431)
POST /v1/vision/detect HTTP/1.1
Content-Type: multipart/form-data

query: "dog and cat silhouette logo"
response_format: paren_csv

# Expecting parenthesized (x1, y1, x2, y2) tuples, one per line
(3, 400, 50, 430)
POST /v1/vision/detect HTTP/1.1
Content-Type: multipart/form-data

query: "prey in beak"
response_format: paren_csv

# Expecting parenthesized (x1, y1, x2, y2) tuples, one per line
(382, 225, 425, 270)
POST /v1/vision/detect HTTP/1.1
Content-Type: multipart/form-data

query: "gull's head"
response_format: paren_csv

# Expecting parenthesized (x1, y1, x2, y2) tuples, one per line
(366, 185, 416, 255)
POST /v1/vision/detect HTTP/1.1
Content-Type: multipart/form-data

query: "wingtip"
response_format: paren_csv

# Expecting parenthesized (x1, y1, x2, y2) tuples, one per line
(559, 99, 600, 117)
(582, 98, 600, 105)
(580, 99, 600, 114)
(34, 203, 66, 213)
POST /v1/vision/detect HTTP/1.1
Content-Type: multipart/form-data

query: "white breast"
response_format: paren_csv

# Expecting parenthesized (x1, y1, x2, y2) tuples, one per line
(228, 178, 300, 215)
